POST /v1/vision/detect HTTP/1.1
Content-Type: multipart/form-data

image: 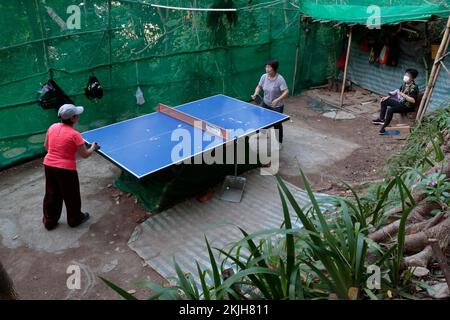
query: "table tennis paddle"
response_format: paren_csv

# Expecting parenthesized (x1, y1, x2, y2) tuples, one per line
(253, 94, 262, 105)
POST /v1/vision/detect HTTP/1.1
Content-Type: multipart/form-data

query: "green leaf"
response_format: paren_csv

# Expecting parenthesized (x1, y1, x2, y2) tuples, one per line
(339, 179, 365, 226)
(196, 261, 211, 300)
(371, 178, 397, 224)
(135, 280, 181, 300)
(275, 175, 317, 233)
(215, 247, 273, 299)
(173, 257, 198, 300)
(205, 236, 223, 299)
(363, 288, 379, 300)
(238, 227, 282, 298)
(99, 276, 138, 300)
(277, 185, 295, 287)
(219, 267, 279, 293)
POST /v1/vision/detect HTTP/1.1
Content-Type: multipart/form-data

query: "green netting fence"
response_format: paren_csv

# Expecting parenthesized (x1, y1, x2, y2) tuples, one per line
(0, 0, 346, 169)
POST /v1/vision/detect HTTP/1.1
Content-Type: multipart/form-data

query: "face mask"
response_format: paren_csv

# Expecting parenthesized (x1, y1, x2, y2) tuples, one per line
(403, 76, 410, 83)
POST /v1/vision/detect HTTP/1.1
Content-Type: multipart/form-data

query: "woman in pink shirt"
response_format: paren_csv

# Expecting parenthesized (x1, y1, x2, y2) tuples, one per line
(43, 104, 99, 230)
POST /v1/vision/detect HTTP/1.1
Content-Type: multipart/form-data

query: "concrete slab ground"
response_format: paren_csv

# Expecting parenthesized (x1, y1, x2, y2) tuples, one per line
(0, 157, 166, 299)
(0, 92, 405, 299)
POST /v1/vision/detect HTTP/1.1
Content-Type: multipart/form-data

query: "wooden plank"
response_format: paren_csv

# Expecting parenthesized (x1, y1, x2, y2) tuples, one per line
(385, 125, 411, 140)
(158, 103, 230, 140)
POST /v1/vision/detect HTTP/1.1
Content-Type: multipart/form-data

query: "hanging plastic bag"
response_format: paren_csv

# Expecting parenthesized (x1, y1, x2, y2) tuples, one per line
(135, 86, 145, 105)
(378, 45, 390, 65)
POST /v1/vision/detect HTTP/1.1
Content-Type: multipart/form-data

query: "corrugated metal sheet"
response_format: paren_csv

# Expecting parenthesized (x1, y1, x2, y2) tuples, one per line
(345, 42, 449, 112)
(127, 169, 335, 288)
(346, 42, 426, 95)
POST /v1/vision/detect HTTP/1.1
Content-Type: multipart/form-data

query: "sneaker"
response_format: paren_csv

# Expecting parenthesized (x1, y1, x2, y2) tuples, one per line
(372, 118, 385, 125)
(379, 128, 386, 135)
(70, 212, 90, 228)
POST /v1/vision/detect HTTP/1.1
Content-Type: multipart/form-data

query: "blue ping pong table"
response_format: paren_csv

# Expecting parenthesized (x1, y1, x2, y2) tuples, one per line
(82, 94, 289, 179)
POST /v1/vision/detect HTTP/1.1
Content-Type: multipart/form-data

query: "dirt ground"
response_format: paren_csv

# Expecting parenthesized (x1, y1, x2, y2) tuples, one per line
(280, 92, 406, 194)
(0, 88, 407, 299)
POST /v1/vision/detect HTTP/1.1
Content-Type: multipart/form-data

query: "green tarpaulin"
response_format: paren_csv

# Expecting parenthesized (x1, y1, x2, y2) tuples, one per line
(300, 1, 449, 25)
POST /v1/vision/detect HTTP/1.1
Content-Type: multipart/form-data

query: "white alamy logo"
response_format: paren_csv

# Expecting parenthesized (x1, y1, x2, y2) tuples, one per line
(170, 126, 281, 175)
(66, 264, 81, 290)
(46, 5, 81, 30)
(366, 5, 381, 30)
(366, 265, 381, 290)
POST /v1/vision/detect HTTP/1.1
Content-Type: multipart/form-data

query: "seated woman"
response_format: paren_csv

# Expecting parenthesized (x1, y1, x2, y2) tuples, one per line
(372, 68, 419, 135)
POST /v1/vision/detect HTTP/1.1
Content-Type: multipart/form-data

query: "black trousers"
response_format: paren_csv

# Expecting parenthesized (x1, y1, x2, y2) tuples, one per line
(380, 98, 414, 129)
(262, 102, 284, 143)
(43, 165, 84, 229)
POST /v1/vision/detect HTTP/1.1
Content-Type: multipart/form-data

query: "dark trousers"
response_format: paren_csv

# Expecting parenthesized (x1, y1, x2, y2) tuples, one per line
(262, 102, 284, 143)
(43, 165, 84, 229)
(380, 98, 414, 129)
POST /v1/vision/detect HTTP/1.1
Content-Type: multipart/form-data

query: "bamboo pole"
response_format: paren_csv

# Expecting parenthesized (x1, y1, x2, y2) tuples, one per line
(292, 46, 299, 96)
(417, 30, 450, 121)
(292, 15, 301, 96)
(416, 15, 450, 122)
(339, 26, 353, 109)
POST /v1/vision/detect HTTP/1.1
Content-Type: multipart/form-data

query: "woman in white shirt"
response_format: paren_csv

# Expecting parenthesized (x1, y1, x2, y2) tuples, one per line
(252, 59, 289, 143)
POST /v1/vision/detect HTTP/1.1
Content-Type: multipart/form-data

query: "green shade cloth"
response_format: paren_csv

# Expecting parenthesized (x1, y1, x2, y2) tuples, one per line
(300, 1, 449, 25)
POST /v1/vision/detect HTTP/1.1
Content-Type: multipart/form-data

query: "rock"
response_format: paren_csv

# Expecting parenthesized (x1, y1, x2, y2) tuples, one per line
(322, 110, 355, 120)
(12, 235, 19, 240)
(427, 283, 450, 299)
(410, 267, 430, 278)
(102, 259, 118, 273)
(347, 287, 359, 300)
(109, 241, 115, 245)
(107, 184, 112, 188)
(127, 289, 136, 295)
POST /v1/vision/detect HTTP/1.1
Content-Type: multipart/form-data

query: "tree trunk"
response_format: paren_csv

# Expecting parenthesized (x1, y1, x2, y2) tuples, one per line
(404, 216, 450, 253)
(0, 261, 18, 300)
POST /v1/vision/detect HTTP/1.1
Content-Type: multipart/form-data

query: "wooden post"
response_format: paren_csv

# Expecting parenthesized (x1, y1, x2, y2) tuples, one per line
(292, 45, 299, 96)
(292, 15, 302, 96)
(416, 15, 450, 122)
(339, 26, 353, 109)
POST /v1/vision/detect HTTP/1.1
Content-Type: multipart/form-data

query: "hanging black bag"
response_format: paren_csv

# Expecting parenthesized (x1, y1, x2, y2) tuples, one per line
(84, 74, 103, 100)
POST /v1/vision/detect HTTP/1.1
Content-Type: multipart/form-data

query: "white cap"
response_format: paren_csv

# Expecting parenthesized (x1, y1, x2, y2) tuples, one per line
(58, 104, 84, 120)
